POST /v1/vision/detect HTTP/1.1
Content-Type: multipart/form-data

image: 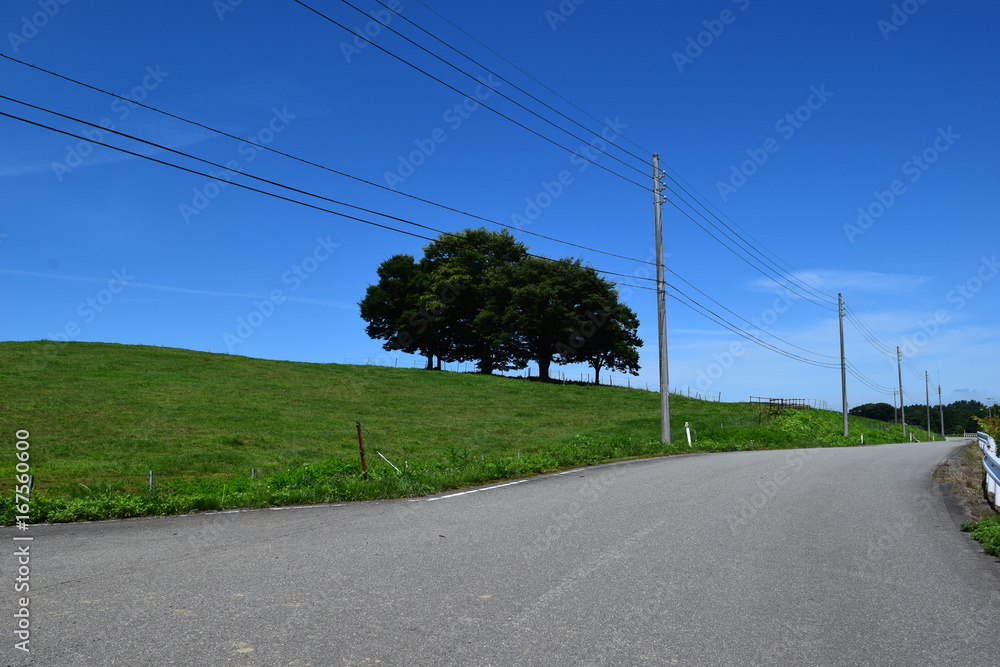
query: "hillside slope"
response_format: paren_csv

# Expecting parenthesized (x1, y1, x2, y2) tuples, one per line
(1, 341, 919, 501)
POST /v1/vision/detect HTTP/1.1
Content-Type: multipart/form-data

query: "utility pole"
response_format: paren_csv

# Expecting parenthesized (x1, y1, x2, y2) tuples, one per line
(925, 371, 931, 440)
(897, 346, 906, 438)
(838, 293, 848, 436)
(938, 379, 945, 438)
(653, 154, 671, 443)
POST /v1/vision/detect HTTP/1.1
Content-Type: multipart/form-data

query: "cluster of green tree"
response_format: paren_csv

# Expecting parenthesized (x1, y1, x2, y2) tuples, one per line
(849, 399, 992, 434)
(359, 228, 642, 382)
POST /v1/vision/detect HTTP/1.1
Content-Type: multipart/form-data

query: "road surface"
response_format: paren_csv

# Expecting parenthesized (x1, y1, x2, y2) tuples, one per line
(2, 438, 998, 665)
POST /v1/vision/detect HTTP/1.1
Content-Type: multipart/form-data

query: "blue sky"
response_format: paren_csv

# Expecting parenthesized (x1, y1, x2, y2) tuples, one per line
(1, 0, 997, 411)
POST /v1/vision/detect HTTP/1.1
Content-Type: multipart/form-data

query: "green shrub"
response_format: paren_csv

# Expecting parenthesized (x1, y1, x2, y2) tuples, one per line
(970, 515, 1000, 557)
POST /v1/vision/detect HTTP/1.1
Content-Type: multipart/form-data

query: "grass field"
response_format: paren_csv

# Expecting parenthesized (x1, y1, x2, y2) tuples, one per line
(1, 341, 930, 523)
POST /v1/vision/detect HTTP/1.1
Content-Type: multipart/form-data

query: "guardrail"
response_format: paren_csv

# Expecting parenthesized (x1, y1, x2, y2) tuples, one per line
(977, 431, 1000, 510)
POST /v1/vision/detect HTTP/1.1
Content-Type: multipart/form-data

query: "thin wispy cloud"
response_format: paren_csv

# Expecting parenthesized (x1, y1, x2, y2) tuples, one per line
(748, 269, 933, 295)
(0, 269, 352, 309)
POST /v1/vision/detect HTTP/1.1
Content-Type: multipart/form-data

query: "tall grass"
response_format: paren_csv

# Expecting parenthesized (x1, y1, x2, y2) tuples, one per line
(0, 341, 930, 524)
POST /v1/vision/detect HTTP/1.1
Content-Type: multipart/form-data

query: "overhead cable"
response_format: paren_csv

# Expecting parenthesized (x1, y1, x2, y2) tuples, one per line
(289, 0, 649, 190)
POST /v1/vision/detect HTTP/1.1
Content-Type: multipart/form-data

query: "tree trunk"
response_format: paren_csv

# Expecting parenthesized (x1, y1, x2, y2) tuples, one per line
(592, 362, 602, 385)
(537, 356, 552, 381)
(424, 354, 434, 370)
(477, 344, 495, 374)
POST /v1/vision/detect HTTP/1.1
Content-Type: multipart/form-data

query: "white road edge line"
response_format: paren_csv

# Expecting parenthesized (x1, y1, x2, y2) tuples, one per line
(427, 479, 528, 502)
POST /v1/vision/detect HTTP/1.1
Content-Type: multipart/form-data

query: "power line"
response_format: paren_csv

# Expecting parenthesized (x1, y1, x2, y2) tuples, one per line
(843, 305, 896, 357)
(846, 360, 896, 394)
(11, 52, 844, 345)
(345, 0, 843, 310)
(289, 0, 649, 190)
(3, 44, 842, 324)
(408, 0, 654, 160)
(661, 169, 839, 300)
(0, 101, 660, 298)
(901, 356, 925, 381)
(666, 267, 839, 361)
(310, 1, 841, 314)
(6, 93, 848, 370)
(0, 108, 441, 241)
(0, 53, 656, 269)
(665, 287, 840, 369)
(371, 0, 650, 170)
(661, 189, 837, 311)
(1, 53, 872, 377)
(0, 94, 455, 238)
(842, 304, 929, 382)
(661, 174, 839, 306)
(4, 102, 868, 377)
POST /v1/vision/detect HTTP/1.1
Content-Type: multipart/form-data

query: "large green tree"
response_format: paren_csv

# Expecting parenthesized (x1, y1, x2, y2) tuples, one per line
(556, 294, 642, 384)
(506, 257, 594, 381)
(419, 228, 529, 374)
(508, 257, 641, 382)
(359, 228, 643, 380)
(358, 254, 446, 369)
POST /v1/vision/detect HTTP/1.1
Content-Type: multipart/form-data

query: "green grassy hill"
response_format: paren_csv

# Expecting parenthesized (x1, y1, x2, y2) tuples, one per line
(1, 341, 928, 523)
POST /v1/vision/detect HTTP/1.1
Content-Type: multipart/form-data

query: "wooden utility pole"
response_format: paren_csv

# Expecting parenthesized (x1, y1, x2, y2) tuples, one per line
(897, 347, 906, 438)
(653, 154, 671, 443)
(925, 371, 932, 439)
(938, 379, 945, 438)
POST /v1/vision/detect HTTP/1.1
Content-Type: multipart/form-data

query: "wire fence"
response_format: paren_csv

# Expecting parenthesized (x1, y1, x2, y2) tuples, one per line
(42, 423, 392, 495)
(30, 407, 910, 501)
(341, 355, 653, 390)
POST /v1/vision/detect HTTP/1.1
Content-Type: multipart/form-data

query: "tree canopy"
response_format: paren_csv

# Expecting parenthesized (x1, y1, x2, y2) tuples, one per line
(359, 228, 642, 381)
(850, 398, 991, 434)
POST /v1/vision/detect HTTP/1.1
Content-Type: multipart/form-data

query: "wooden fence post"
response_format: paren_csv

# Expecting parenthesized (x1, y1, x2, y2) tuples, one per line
(356, 421, 368, 481)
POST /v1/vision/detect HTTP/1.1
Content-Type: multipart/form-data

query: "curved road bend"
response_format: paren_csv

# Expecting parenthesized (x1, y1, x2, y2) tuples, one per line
(2, 438, 998, 666)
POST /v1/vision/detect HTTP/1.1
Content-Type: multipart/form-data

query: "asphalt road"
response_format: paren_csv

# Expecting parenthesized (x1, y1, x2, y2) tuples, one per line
(2, 438, 998, 666)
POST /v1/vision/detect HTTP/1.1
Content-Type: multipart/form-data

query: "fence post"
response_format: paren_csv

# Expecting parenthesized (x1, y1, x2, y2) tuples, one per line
(356, 421, 368, 481)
